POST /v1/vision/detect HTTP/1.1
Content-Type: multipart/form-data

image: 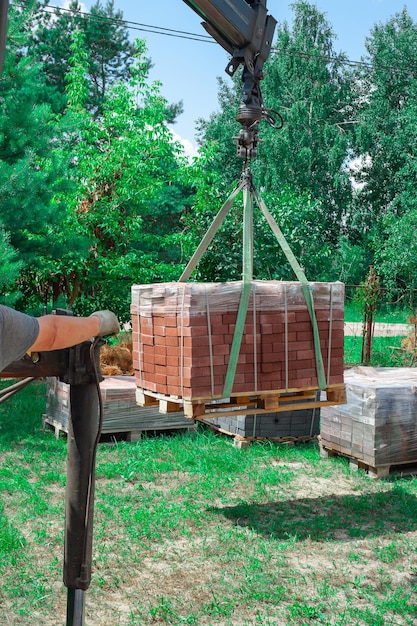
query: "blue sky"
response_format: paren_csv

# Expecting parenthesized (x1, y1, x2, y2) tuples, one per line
(76, 1, 417, 151)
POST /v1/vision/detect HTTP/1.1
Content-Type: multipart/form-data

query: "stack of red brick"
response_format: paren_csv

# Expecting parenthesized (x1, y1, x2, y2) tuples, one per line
(131, 281, 345, 401)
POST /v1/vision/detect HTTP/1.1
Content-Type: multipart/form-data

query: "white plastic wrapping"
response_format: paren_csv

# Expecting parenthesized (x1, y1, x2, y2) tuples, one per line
(321, 367, 417, 466)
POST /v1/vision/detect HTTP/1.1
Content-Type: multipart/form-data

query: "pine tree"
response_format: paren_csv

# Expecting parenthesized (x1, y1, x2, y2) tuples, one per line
(0, 4, 72, 310)
(23, 0, 138, 115)
(255, 1, 354, 246)
(353, 8, 417, 298)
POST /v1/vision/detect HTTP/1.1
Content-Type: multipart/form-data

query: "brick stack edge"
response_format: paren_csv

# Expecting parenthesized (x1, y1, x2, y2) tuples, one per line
(131, 281, 345, 401)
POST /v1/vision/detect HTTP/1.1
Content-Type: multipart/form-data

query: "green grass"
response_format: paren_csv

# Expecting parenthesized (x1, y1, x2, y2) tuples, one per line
(2, 382, 417, 624)
(344, 335, 413, 367)
(344, 301, 414, 324)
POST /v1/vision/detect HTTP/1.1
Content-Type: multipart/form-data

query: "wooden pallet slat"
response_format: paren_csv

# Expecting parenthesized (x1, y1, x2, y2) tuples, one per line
(201, 421, 318, 448)
(42, 415, 144, 442)
(319, 437, 417, 479)
(135, 389, 159, 407)
(136, 384, 346, 420)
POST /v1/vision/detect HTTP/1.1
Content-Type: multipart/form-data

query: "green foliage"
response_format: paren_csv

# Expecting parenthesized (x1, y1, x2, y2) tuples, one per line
(0, 228, 22, 306)
(4, 0, 417, 315)
(23, 0, 138, 115)
(178, 143, 243, 281)
(254, 1, 354, 246)
(0, 6, 189, 317)
(375, 205, 417, 302)
(196, 76, 242, 187)
(0, 8, 73, 310)
(354, 267, 381, 315)
(331, 236, 373, 286)
(194, 1, 356, 285)
(180, 144, 338, 282)
(351, 8, 417, 296)
(43, 37, 188, 320)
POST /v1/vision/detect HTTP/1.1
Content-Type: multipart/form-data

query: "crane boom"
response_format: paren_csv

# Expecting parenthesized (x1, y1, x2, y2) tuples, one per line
(183, 0, 279, 160)
(182, 0, 276, 77)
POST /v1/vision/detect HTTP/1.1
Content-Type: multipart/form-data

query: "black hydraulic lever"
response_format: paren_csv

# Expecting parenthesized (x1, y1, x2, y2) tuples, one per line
(0, 331, 104, 626)
(62, 338, 103, 625)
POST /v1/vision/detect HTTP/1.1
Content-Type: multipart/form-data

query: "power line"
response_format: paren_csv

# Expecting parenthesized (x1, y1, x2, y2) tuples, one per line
(16, 1, 215, 43)
(270, 47, 417, 75)
(13, 0, 417, 74)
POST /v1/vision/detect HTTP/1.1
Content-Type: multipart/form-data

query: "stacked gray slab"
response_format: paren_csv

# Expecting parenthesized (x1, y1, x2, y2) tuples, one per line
(44, 376, 194, 436)
(201, 398, 320, 439)
(320, 367, 417, 466)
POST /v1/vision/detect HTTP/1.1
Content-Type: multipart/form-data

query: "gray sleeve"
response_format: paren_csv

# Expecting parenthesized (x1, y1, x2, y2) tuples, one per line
(0, 305, 40, 372)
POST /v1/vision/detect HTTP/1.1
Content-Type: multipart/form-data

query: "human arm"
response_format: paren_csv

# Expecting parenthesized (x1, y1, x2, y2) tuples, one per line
(29, 315, 100, 352)
(0, 306, 119, 373)
(29, 311, 119, 352)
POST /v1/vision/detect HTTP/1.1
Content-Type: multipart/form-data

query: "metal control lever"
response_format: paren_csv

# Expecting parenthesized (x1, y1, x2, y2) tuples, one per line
(64, 338, 103, 625)
(0, 328, 104, 626)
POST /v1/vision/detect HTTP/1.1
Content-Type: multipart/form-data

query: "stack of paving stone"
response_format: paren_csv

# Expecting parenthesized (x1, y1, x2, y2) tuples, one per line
(131, 280, 344, 401)
(200, 402, 320, 439)
(320, 367, 417, 466)
(43, 376, 194, 437)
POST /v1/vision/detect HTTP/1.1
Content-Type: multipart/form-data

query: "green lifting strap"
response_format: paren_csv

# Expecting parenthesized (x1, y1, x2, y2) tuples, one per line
(222, 186, 253, 398)
(178, 169, 327, 396)
(253, 187, 327, 391)
(178, 180, 245, 283)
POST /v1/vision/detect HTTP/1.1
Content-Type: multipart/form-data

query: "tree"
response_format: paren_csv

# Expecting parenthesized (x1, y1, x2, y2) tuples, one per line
(374, 207, 417, 306)
(196, 76, 243, 189)
(254, 1, 354, 248)
(23, 0, 139, 115)
(0, 5, 72, 311)
(38, 36, 189, 320)
(0, 228, 23, 306)
(351, 8, 417, 298)
(0, 8, 188, 317)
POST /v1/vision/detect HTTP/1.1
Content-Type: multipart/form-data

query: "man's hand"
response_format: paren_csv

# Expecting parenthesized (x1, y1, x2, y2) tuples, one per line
(90, 311, 120, 337)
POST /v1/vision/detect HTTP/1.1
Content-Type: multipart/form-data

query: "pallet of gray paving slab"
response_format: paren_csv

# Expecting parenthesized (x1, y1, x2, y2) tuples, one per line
(198, 401, 320, 439)
(320, 366, 417, 467)
(319, 437, 417, 479)
(200, 418, 318, 446)
(44, 376, 195, 437)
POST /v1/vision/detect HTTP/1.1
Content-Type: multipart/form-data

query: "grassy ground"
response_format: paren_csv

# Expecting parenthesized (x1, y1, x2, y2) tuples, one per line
(1, 375, 417, 625)
(344, 335, 414, 368)
(344, 302, 414, 324)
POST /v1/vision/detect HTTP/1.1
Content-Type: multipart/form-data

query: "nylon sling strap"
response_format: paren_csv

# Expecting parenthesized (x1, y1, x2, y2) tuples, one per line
(253, 187, 327, 391)
(178, 180, 245, 283)
(178, 173, 327, 397)
(222, 185, 253, 397)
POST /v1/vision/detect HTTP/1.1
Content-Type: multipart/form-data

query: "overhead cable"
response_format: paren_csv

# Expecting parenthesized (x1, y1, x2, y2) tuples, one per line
(12, 0, 417, 74)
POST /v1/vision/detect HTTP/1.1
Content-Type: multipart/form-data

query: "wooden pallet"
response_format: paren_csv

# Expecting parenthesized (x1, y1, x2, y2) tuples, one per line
(42, 415, 197, 442)
(136, 384, 346, 419)
(42, 415, 144, 442)
(319, 437, 417, 479)
(200, 421, 317, 448)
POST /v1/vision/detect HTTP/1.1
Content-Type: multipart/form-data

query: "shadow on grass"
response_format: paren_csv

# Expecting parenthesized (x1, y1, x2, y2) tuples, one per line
(209, 486, 417, 541)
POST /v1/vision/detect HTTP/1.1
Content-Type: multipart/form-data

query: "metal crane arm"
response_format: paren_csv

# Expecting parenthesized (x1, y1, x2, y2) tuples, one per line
(183, 0, 279, 161)
(182, 0, 276, 77)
